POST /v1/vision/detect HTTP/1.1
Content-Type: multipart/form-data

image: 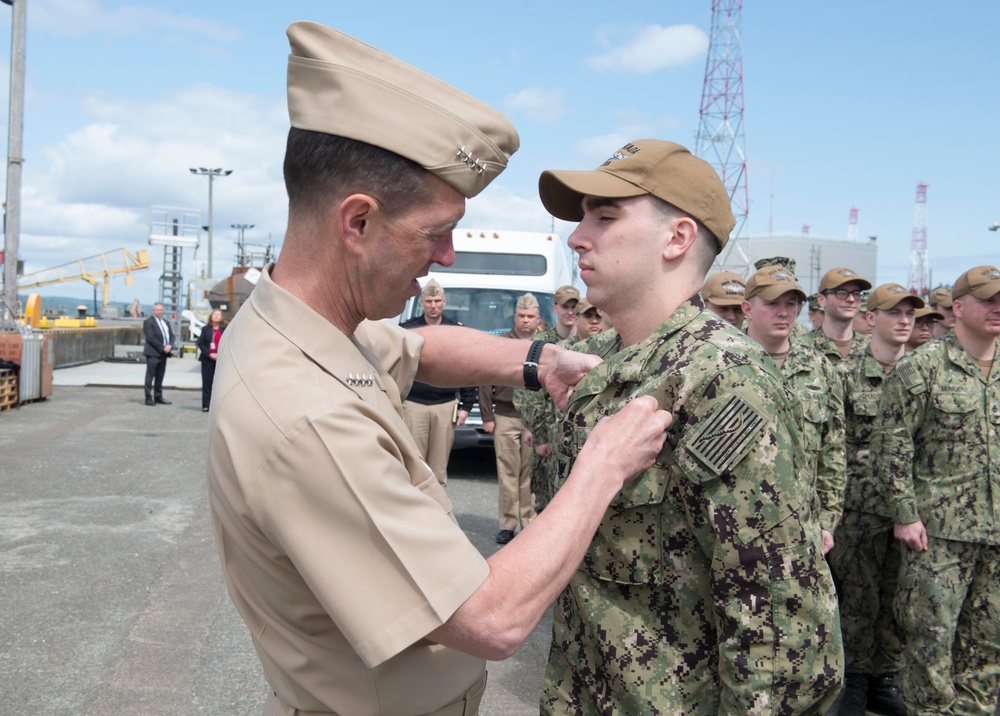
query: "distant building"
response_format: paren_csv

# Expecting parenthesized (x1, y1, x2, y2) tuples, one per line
(747, 233, 879, 294)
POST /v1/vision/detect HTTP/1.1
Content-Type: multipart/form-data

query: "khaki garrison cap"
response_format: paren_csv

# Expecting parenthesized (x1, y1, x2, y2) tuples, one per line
(554, 285, 581, 306)
(951, 265, 1000, 300)
(517, 292, 540, 310)
(538, 139, 736, 250)
(702, 271, 746, 306)
(928, 286, 953, 308)
(745, 266, 807, 302)
(421, 279, 444, 297)
(867, 283, 925, 311)
(819, 267, 873, 292)
(286, 22, 519, 199)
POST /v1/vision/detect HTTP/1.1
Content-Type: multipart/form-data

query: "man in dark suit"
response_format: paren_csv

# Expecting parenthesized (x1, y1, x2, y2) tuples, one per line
(143, 302, 174, 406)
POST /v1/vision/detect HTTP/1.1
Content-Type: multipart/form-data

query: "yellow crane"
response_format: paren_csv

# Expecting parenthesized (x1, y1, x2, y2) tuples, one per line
(11, 248, 150, 311)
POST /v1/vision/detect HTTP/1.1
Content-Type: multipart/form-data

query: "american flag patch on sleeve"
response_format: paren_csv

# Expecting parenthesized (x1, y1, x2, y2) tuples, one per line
(687, 394, 765, 475)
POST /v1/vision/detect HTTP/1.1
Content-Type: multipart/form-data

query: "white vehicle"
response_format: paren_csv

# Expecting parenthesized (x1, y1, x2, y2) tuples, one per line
(399, 228, 579, 448)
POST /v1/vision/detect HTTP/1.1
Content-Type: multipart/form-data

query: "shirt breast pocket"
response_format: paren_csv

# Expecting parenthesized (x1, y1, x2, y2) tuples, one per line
(582, 464, 670, 586)
(929, 390, 977, 439)
(799, 395, 829, 453)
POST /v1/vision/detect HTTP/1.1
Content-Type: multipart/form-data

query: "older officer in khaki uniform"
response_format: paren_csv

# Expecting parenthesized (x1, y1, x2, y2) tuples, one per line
(481, 292, 542, 544)
(206, 22, 671, 716)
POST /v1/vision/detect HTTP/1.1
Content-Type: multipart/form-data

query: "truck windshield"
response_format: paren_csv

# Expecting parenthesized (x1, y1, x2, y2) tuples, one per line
(433, 252, 548, 277)
(410, 288, 556, 334)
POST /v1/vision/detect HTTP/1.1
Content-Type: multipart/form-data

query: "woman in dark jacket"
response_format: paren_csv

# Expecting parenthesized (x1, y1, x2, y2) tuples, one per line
(196, 309, 225, 412)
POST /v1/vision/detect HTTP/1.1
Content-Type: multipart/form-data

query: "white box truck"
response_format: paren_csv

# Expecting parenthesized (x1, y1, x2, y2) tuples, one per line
(398, 228, 580, 448)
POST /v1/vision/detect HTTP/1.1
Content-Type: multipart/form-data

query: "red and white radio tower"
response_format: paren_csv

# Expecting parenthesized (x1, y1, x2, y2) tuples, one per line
(695, 0, 751, 274)
(908, 182, 930, 299)
(848, 206, 859, 242)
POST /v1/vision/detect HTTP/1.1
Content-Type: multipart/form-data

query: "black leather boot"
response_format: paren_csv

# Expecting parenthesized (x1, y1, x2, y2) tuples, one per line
(867, 674, 907, 716)
(838, 673, 870, 716)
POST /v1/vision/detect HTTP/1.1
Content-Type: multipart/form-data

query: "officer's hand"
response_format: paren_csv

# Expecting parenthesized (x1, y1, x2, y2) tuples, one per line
(580, 396, 671, 487)
(538, 345, 601, 410)
(482, 420, 495, 434)
(522, 429, 534, 447)
(821, 530, 835, 556)
(894, 520, 928, 552)
(535, 443, 551, 458)
(456, 410, 469, 426)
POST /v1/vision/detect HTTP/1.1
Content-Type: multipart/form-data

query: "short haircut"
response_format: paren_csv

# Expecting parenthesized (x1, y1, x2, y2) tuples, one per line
(650, 196, 721, 275)
(284, 128, 434, 221)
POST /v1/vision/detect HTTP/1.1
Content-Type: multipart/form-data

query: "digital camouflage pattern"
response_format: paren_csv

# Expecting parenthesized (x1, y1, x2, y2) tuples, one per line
(825, 351, 905, 675)
(799, 327, 869, 364)
(513, 328, 576, 511)
(775, 342, 846, 533)
(541, 298, 843, 715)
(870, 331, 1000, 714)
(871, 332, 1000, 541)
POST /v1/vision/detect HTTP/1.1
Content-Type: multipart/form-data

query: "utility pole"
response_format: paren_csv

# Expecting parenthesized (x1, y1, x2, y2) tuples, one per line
(189, 167, 232, 281)
(2, 0, 26, 321)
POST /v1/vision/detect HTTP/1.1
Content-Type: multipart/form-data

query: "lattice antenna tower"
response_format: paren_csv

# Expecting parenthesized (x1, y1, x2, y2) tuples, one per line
(908, 182, 930, 299)
(696, 0, 751, 275)
(848, 206, 859, 242)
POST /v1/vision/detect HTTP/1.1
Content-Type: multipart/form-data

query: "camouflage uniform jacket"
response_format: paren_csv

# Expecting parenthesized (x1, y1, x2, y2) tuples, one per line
(801, 327, 869, 364)
(838, 351, 894, 516)
(871, 332, 1000, 544)
(542, 298, 843, 715)
(513, 327, 575, 445)
(779, 342, 847, 533)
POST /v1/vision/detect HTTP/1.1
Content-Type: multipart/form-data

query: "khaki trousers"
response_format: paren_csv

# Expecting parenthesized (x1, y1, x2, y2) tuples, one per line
(403, 400, 456, 487)
(493, 413, 535, 531)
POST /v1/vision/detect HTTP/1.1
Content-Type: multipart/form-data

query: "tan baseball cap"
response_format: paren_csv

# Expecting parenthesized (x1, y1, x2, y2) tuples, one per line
(745, 266, 807, 302)
(575, 298, 597, 315)
(516, 292, 539, 310)
(951, 265, 1000, 300)
(928, 286, 953, 308)
(286, 22, 519, 199)
(914, 306, 944, 321)
(421, 279, 444, 297)
(819, 267, 872, 292)
(702, 271, 746, 306)
(867, 283, 925, 311)
(554, 285, 580, 306)
(537, 139, 736, 249)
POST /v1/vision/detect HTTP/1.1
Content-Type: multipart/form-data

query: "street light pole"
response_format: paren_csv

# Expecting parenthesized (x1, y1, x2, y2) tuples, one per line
(2, 0, 26, 321)
(189, 167, 232, 280)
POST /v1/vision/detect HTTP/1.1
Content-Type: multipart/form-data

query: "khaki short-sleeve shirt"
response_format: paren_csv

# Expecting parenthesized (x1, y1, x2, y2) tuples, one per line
(207, 267, 489, 714)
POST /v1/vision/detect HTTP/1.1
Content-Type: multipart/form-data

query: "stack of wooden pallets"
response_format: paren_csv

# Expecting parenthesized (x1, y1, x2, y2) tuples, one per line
(0, 368, 18, 411)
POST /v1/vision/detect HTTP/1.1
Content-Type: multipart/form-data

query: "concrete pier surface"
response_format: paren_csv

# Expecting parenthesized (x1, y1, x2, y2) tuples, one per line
(1, 363, 550, 715)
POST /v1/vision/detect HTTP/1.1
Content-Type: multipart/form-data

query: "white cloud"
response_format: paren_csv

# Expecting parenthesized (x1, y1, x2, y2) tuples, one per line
(576, 133, 631, 161)
(13, 84, 288, 288)
(30, 0, 241, 42)
(586, 24, 708, 74)
(504, 87, 566, 123)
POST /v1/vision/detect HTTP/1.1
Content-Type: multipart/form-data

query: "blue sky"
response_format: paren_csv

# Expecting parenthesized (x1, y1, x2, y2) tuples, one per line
(1, 0, 997, 305)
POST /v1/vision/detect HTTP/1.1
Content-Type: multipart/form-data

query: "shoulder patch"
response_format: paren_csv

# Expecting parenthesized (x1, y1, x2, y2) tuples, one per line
(687, 393, 765, 475)
(896, 361, 924, 392)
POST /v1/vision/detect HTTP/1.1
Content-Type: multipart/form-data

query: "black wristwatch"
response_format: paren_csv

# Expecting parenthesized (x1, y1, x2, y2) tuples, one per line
(523, 339, 552, 392)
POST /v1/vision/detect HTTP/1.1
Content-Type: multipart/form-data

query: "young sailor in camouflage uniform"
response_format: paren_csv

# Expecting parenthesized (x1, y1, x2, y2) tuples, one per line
(827, 283, 923, 716)
(872, 266, 1000, 716)
(802, 267, 872, 362)
(536, 139, 843, 715)
(742, 266, 846, 556)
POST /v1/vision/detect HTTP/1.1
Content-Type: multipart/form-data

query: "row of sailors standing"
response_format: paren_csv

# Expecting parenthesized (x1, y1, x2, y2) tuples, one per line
(701, 258, 1000, 716)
